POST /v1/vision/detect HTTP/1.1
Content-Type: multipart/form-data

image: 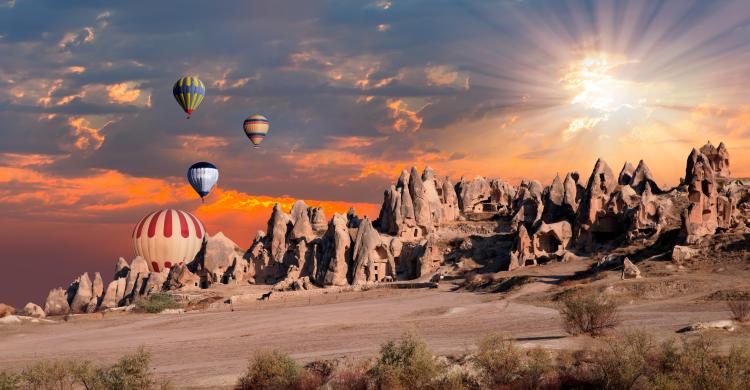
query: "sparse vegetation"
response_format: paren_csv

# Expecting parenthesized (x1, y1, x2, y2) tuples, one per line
(0, 347, 164, 390)
(134, 292, 181, 314)
(558, 290, 621, 336)
(235, 349, 305, 390)
(727, 300, 750, 322)
(368, 331, 438, 390)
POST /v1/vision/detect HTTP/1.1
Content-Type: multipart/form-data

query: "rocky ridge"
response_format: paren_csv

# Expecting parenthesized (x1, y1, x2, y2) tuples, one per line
(33, 141, 750, 315)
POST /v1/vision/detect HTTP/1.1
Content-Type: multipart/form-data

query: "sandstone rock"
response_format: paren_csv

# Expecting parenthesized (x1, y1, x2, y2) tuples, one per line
(0, 303, 16, 318)
(630, 160, 661, 194)
(100, 280, 120, 310)
(323, 213, 351, 286)
(618, 162, 635, 185)
(202, 232, 245, 281)
(532, 221, 572, 257)
(115, 257, 130, 279)
(596, 254, 623, 270)
(309, 207, 327, 231)
(421, 166, 444, 224)
(92, 272, 103, 299)
(510, 225, 534, 268)
(44, 287, 70, 316)
(69, 272, 93, 313)
(268, 203, 291, 262)
(130, 256, 149, 275)
(441, 177, 460, 220)
(290, 200, 314, 241)
(165, 263, 201, 290)
(680, 320, 735, 333)
(574, 158, 617, 250)
(512, 180, 544, 229)
(621, 258, 641, 279)
(488, 179, 515, 215)
(0, 315, 20, 325)
(672, 245, 699, 263)
(409, 166, 433, 230)
(142, 271, 167, 296)
(114, 277, 127, 305)
(458, 176, 491, 213)
(682, 149, 719, 243)
(699, 141, 730, 177)
(542, 174, 575, 223)
(21, 302, 45, 318)
(417, 235, 441, 278)
(351, 218, 394, 283)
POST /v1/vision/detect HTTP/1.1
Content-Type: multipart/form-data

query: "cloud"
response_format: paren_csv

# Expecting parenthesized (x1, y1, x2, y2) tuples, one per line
(66, 116, 111, 151)
(106, 82, 141, 104)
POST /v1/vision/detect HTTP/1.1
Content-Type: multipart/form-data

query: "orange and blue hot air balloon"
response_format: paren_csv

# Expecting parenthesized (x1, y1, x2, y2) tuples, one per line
(173, 76, 205, 119)
(243, 114, 270, 147)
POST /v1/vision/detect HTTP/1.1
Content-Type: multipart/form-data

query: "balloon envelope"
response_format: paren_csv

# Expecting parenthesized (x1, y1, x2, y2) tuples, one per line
(187, 162, 219, 200)
(173, 76, 206, 118)
(132, 209, 205, 272)
(243, 114, 269, 147)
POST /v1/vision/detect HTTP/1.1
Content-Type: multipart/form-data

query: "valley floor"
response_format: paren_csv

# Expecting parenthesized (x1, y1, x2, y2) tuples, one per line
(0, 258, 746, 389)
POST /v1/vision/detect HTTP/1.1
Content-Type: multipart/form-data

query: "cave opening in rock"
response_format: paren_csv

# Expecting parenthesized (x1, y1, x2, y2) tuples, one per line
(537, 233, 562, 253)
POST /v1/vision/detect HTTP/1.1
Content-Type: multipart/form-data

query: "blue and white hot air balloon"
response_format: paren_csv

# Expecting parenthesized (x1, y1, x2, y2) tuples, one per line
(187, 162, 219, 202)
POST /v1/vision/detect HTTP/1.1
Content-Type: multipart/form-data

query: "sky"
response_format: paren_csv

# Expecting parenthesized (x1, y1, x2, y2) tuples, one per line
(2, 0, 750, 306)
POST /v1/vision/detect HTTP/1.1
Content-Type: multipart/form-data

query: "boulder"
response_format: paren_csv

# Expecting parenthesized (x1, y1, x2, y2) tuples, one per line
(0, 303, 16, 318)
(165, 263, 201, 290)
(92, 272, 104, 299)
(69, 272, 93, 313)
(115, 257, 130, 279)
(621, 258, 641, 279)
(130, 256, 149, 275)
(44, 287, 70, 316)
(672, 245, 699, 264)
(100, 280, 120, 310)
(21, 302, 45, 318)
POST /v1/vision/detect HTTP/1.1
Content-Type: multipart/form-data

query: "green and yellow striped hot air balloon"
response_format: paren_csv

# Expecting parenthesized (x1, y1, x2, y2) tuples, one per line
(172, 76, 205, 119)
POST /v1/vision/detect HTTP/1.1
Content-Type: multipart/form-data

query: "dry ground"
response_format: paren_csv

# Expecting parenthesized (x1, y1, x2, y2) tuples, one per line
(0, 257, 747, 389)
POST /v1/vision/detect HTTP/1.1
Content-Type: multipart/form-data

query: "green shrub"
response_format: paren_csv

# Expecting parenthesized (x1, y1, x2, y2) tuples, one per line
(88, 346, 155, 389)
(368, 332, 437, 390)
(520, 346, 554, 390)
(19, 360, 86, 390)
(558, 290, 620, 336)
(134, 293, 181, 314)
(235, 350, 302, 390)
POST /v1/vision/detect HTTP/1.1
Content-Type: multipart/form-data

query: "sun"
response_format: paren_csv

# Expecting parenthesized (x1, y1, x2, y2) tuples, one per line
(563, 53, 633, 113)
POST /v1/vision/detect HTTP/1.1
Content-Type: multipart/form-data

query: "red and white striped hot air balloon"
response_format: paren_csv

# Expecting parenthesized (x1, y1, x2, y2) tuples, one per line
(132, 209, 206, 272)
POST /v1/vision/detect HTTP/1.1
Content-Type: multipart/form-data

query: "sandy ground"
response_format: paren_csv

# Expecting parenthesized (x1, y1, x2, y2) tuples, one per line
(0, 259, 743, 389)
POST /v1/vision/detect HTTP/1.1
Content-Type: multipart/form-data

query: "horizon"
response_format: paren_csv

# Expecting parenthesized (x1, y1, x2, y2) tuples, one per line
(3, 0, 750, 306)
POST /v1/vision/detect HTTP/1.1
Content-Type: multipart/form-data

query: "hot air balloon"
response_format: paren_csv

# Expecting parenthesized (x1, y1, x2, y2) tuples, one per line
(243, 114, 269, 147)
(132, 209, 205, 272)
(173, 76, 206, 119)
(187, 162, 219, 202)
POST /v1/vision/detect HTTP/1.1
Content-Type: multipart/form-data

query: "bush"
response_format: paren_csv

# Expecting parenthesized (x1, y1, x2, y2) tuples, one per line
(236, 350, 302, 390)
(558, 290, 620, 336)
(368, 332, 437, 390)
(134, 293, 181, 314)
(727, 300, 750, 322)
(473, 333, 523, 386)
(326, 360, 370, 390)
(0, 371, 19, 390)
(590, 330, 656, 389)
(4, 347, 157, 390)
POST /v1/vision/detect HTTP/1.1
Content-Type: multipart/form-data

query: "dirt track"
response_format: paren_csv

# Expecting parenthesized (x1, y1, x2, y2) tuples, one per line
(0, 258, 738, 389)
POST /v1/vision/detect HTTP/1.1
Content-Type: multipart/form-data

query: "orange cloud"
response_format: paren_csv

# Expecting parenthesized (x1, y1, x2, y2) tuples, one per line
(66, 116, 110, 151)
(386, 98, 424, 132)
(106, 82, 141, 104)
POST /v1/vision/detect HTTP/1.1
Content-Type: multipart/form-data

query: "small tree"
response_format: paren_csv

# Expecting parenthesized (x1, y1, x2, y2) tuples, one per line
(590, 330, 656, 389)
(558, 290, 620, 336)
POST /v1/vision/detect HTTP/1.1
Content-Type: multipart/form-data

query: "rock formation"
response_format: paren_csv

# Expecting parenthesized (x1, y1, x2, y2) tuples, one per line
(574, 158, 618, 250)
(0, 303, 15, 318)
(44, 287, 70, 316)
(21, 302, 45, 318)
